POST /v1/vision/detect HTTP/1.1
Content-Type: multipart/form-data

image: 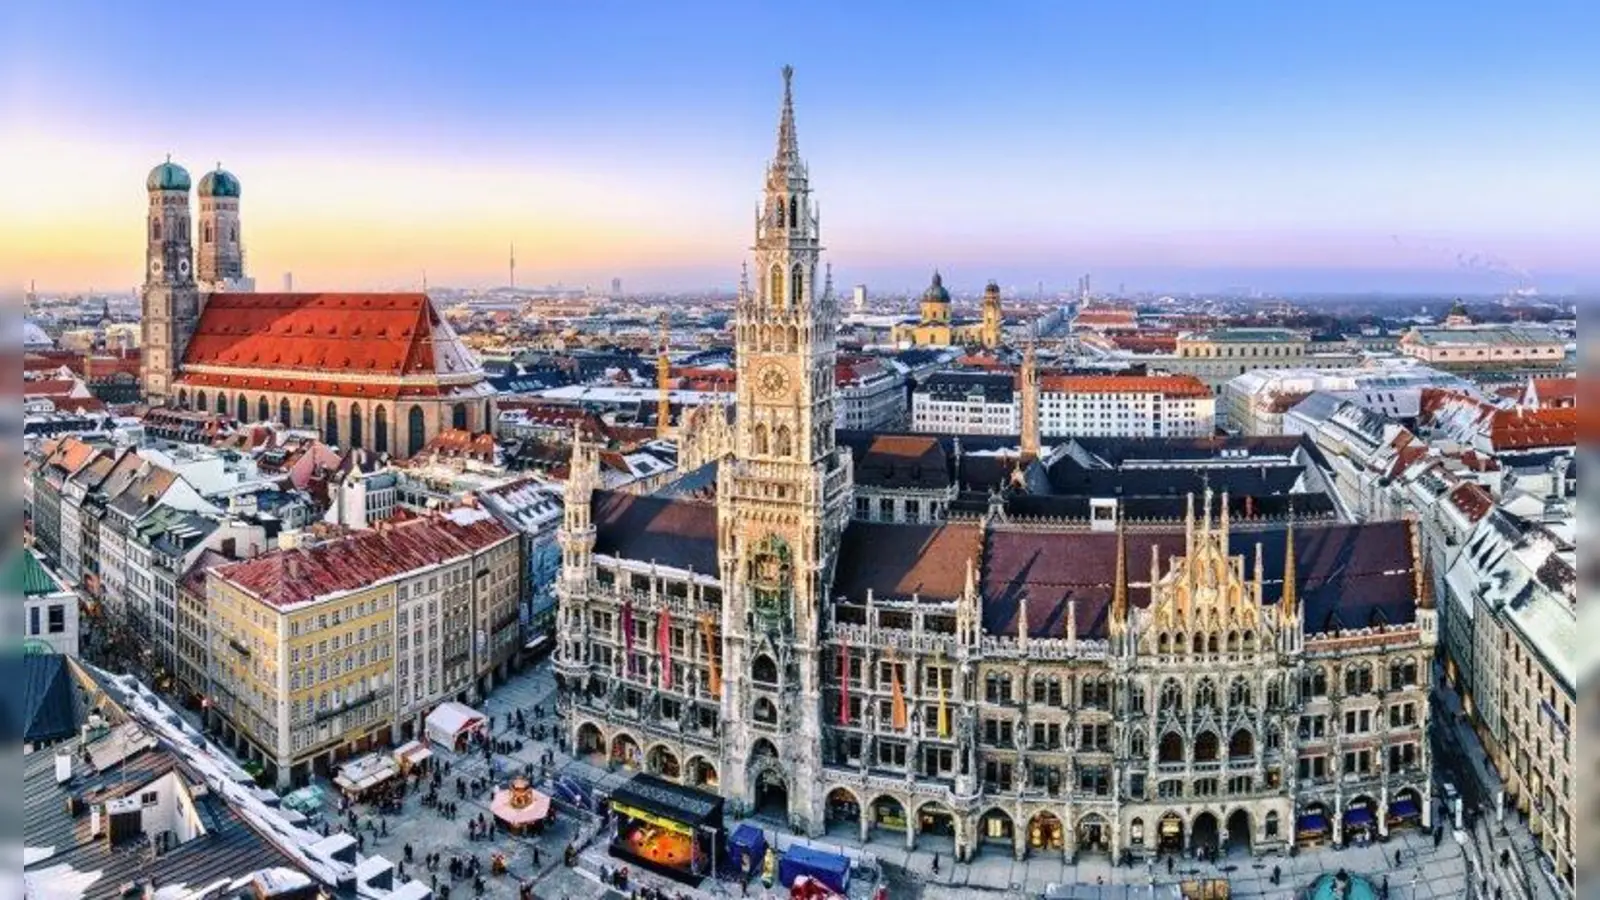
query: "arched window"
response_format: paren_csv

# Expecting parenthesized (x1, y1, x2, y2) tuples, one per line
(278, 398, 291, 425)
(196, 391, 208, 412)
(753, 423, 769, 455)
(325, 401, 339, 445)
(1229, 678, 1252, 709)
(789, 198, 799, 229)
(451, 403, 467, 431)
(1158, 633, 1170, 654)
(1229, 728, 1255, 759)
(301, 399, 315, 428)
(752, 655, 778, 685)
(1130, 731, 1147, 758)
(1226, 631, 1240, 653)
(1207, 634, 1220, 654)
(1193, 633, 1206, 654)
(774, 426, 792, 458)
(257, 396, 269, 422)
(791, 264, 804, 306)
(151, 219, 162, 241)
(1344, 664, 1373, 696)
(234, 394, 246, 421)
(204, 222, 213, 243)
(1242, 630, 1256, 653)
(1264, 811, 1280, 838)
(774, 198, 785, 227)
(1158, 732, 1185, 763)
(407, 405, 426, 455)
(1195, 678, 1217, 710)
(176, 389, 188, 409)
(349, 403, 364, 449)
(374, 406, 388, 454)
(1194, 731, 1220, 762)
(1160, 679, 1184, 713)
(768, 265, 784, 307)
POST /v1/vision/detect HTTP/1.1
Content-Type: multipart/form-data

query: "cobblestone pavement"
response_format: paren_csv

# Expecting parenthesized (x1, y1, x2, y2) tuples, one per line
(177, 657, 1557, 900)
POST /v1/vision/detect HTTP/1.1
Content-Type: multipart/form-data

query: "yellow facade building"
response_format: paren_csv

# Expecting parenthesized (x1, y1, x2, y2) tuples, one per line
(892, 272, 1003, 348)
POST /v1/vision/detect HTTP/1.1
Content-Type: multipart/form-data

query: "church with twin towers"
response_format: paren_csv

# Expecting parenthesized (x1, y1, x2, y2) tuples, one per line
(556, 67, 1437, 863)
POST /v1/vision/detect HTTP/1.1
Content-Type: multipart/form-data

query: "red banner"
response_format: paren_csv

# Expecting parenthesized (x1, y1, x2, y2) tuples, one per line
(838, 639, 850, 726)
(658, 605, 673, 689)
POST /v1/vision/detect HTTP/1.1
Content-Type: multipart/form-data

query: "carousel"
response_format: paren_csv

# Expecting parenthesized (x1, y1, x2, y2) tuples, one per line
(491, 777, 553, 835)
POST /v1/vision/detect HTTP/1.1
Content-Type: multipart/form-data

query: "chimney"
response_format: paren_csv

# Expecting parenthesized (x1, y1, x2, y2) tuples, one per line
(54, 752, 73, 784)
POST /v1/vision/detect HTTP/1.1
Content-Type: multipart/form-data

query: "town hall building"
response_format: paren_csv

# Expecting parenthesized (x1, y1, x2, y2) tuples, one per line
(556, 68, 1438, 863)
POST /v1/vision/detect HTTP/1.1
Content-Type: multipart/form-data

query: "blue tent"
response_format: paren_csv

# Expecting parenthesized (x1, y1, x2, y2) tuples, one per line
(779, 845, 851, 893)
(726, 824, 767, 876)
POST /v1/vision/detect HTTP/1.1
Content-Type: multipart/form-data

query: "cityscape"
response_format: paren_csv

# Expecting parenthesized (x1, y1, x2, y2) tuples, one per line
(13, 6, 1588, 900)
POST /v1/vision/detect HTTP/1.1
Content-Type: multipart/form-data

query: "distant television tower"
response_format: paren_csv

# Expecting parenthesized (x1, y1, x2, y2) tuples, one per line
(509, 242, 516, 289)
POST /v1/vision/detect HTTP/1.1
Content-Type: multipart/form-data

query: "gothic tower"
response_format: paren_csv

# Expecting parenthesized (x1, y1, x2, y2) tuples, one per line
(716, 66, 853, 832)
(141, 157, 200, 406)
(196, 164, 244, 290)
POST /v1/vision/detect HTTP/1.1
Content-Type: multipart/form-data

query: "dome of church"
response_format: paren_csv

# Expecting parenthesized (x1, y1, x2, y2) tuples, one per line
(198, 166, 241, 198)
(923, 271, 951, 304)
(147, 158, 191, 192)
(984, 281, 1001, 297)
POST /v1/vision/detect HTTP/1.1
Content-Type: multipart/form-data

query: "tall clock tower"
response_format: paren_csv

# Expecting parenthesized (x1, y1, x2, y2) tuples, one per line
(716, 66, 853, 833)
(140, 158, 201, 406)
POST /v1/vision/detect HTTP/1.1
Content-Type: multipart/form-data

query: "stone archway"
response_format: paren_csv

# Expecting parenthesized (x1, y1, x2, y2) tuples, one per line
(646, 744, 681, 780)
(1390, 787, 1424, 829)
(748, 738, 787, 821)
(1192, 811, 1221, 856)
(1225, 809, 1252, 855)
(684, 755, 718, 789)
(575, 722, 605, 760)
(1077, 812, 1111, 856)
(610, 732, 641, 769)
(824, 787, 861, 839)
(868, 795, 907, 841)
(915, 801, 957, 853)
(979, 808, 1015, 854)
(1027, 811, 1064, 855)
(1157, 811, 1185, 853)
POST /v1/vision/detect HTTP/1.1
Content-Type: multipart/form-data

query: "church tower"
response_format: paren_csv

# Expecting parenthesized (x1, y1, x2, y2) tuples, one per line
(196, 164, 246, 291)
(717, 66, 853, 832)
(980, 280, 1003, 349)
(140, 158, 200, 406)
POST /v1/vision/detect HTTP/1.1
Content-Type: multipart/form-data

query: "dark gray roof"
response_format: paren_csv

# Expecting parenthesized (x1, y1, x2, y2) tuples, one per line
(593, 491, 719, 574)
(15, 654, 80, 745)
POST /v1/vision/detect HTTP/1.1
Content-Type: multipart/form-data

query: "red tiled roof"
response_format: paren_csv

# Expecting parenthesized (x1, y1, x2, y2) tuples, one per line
(1446, 483, 1494, 522)
(1039, 374, 1212, 398)
(181, 293, 456, 377)
(1527, 377, 1577, 407)
(24, 379, 82, 396)
(411, 429, 496, 463)
(1489, 407, 1576, 450)
(214, 514, 514, 608)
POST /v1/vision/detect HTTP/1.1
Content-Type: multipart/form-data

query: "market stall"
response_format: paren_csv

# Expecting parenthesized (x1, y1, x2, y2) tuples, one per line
(334, 753, 401, 799)
(425, 701, 487, 751)
(393, 739, 434, 774)
(607, 772, 725, 887)
(491, 776, 553, 834)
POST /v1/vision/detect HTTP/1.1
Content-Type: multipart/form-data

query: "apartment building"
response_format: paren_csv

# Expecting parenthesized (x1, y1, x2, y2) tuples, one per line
(911, 372, 1018, 435)
(205, 512, 519, 788)
(1038, 375, 1214, 438)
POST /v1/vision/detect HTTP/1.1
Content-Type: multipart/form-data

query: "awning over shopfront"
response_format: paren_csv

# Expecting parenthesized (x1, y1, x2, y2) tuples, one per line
(1296, 813, 1329, 835)
(334, 752, 400, 796)
(425, 701, 487, 748)
(1343, 807, 1376, 828)
(1390, 798, 1420, 820)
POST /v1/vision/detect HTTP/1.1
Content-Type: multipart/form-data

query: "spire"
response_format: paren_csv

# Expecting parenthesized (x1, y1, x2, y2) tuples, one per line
(1281, 506, 1298, 619)
(656, 313, 672, 438)
(771, 64, 800, 173)
(1020, 325, 1040, 459)
(1110, 505, 1129, 636)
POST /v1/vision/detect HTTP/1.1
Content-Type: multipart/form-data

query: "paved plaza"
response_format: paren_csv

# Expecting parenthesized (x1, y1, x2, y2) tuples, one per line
(197, 658, 1555, 900)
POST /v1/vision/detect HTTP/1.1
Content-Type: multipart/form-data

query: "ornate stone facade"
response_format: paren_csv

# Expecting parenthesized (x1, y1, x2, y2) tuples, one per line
(555, 69, 1437, 862)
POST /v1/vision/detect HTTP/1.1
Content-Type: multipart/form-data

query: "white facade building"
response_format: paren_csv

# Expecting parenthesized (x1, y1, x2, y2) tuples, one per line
(1038, 375, 1214, 438)
(912, 372, 1018, 435)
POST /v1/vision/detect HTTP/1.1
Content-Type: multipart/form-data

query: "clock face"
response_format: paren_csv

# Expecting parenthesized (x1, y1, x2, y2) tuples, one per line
(150, 258, 164, 276)
(177, 258, 191, 276)
(758, 363, 791, 400)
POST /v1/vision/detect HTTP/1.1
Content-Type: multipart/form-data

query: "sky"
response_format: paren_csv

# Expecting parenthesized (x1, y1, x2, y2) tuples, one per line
(3, 1, 1597, 295)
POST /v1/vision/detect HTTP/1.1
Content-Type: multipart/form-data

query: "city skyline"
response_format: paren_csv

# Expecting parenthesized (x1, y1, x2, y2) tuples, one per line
(6, 1, 1597, 294)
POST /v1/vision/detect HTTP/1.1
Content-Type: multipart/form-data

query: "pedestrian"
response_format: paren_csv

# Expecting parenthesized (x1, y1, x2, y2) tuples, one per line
(931, 853, 940, 875)
(1167, 855, 1174, 875)
(533, 846, 541, 866)
(1395, 849, 1402, 867)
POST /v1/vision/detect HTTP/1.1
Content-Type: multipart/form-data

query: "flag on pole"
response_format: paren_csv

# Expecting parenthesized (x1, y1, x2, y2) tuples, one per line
(621, 597, 635, 678)
(890, 656, 907, 731)
(700, 612, 721, 697)
(838, 639, 851, 726)
(658, 605, 672, 690)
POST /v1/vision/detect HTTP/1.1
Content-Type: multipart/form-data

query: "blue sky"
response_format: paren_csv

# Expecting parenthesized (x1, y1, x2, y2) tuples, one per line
(5, 1, 1597, 293)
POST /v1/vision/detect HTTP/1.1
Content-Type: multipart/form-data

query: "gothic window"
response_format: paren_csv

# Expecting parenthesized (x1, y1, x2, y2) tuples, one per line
(176, 389, 188, 409)
(789, 198, 799, 228)
(774, 426, 793, 458)
(325, 402, 339, 445)
(350, 403, 364, 449)
(1129, 683, 1147, 713)
(1208, 633, 1220, 654)
(1195, 678, 1217, 710)
(151, 219, 162, 241)
(1344, 664, 1373, 696)
(1226, 631, 1240, 653)
(1242, 630, 1256, 653)
(1264, 812, 1280, 838)
(204, 222, 213, 244)
(1266, 678, 1284, 709)
(1229, 728, 1255, 759)
(1159, 679, 1183, 713)
(374, 406, 388, 454)
(774, 198, 785, 227)
(236, 393, 248, 419)
(1194, 731, 1220, 762)
(1157, 731, 1184, 763)
(753, 697, 778, 724)
(257, 396, 270, 422)
(179, 220, 188, 240)
(1301, 667, 1328, 698)
(229, 226, 237, 242)
(195, 391, 208, 412)
(1193, 633, 1206, 654)
(408, 406, 426, 455)
(451, 403, 468, 430)
(791, 264, 804, 306)
(1228, 678, 1252, 709)
(1158, 633, 1170, 654)
(753, 423, 769, 455)
(301, 399, 315, 427)
(1130, 731, 1147, 758)
(768, 265, 784, 307)
(752, 654, 778, 685)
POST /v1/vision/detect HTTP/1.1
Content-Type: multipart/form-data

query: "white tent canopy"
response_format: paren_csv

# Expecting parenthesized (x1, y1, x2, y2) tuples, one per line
(425, 701, 486, 748)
